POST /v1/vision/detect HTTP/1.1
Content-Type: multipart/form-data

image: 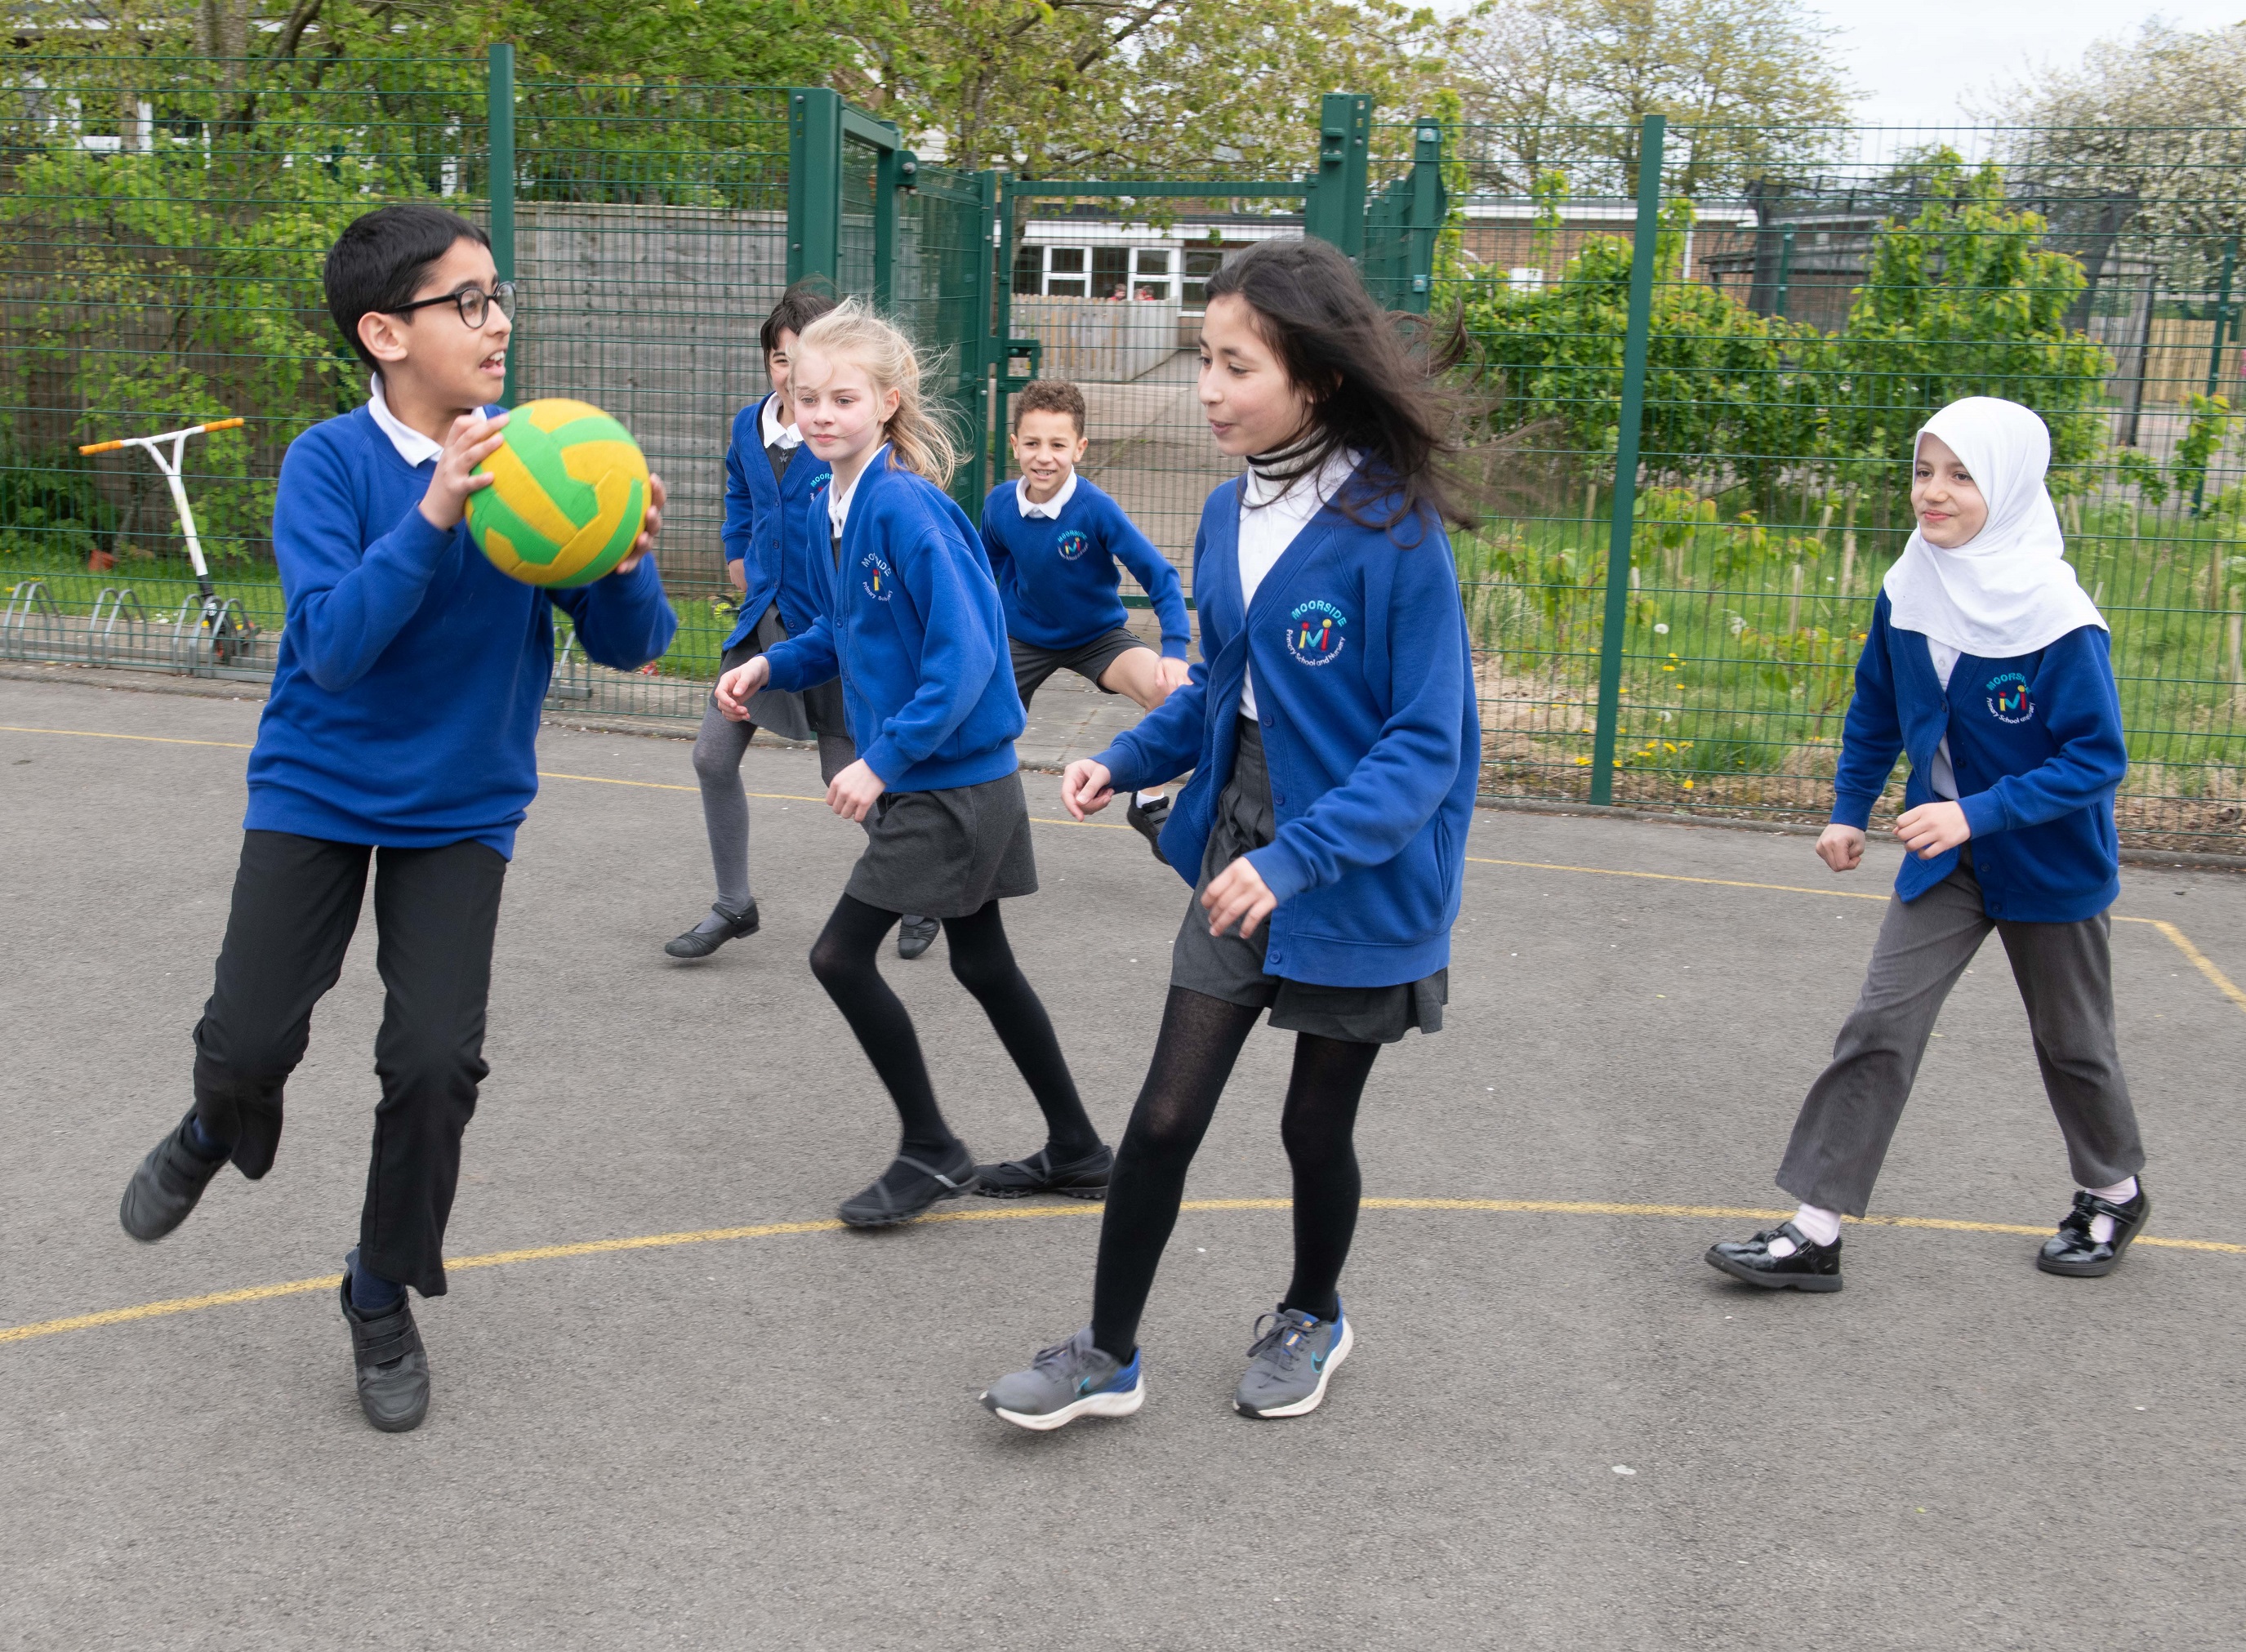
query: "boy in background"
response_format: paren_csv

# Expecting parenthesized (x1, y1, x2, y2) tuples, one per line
(116, 203, 677, 1432)
(981, 379, 1192, 859)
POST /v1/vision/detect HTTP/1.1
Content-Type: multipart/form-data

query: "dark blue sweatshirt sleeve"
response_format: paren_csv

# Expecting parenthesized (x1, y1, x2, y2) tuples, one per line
(763, 617, 840, 694)
(859, 501, 1001, 785)
(720, 410, 755, 570)
(1097, 655, 1210, 789)
(270, 427, 458, 694)
(1247, 541, 1470, 905)
(548, 555, 677, 671)
(1958, 627, 2128, 839)
(1099, 494, 1190, 657)
(979, 485, 1017, 610)
(1830, 603, 1905, 830)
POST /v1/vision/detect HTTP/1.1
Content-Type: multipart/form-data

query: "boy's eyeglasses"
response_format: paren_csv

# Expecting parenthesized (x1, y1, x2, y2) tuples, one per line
(386, 281, 517, 329)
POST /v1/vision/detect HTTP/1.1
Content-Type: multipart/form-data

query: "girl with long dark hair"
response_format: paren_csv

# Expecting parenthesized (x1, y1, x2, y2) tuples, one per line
(979, 237, 1482, 1428)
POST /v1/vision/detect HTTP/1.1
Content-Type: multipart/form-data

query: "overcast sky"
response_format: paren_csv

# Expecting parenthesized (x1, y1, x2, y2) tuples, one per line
(1838, 1, 2244, 127)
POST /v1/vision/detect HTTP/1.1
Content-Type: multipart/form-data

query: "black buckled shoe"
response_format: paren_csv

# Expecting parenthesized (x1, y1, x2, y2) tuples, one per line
(118, 1112, 227, 1242)
(974, 1142, 1115, 1200)
(341, 1257, 430, 1433)
(838, 1143, 980, 1227)
(663, 900, 760, 960)
(2037, 1182, 2150, 1278)
(1125, 794, 1171, 865)
(896, 914, 939, 960)
(1705, 1221, 1843, 1291)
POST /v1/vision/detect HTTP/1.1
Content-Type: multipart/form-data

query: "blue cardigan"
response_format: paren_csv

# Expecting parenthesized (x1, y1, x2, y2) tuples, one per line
(762, 452, 1025, 792)
(1833, 592, 2126, 922)
(1094, 472, 1481, 988)
(250, 406, 678, 857)
(720, 393, 831, 651)
(980, 475, 1191, 657)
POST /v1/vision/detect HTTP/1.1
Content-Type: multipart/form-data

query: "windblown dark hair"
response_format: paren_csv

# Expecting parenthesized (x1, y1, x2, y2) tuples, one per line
(1201, 236, 1474, 536)
(761, 278, 839, 356)
(325, 204, 491, 376)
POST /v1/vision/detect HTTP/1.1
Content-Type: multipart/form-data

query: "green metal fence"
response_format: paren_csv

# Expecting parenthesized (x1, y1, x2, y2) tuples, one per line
(1448, 116, 2245, 849)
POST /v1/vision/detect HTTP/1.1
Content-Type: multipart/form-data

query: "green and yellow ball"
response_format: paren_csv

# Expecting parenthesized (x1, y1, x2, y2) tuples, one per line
(466, 399, 649, 587)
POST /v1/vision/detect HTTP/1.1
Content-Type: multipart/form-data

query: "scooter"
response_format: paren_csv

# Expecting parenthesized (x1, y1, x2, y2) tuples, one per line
(78, 416, 258, 664)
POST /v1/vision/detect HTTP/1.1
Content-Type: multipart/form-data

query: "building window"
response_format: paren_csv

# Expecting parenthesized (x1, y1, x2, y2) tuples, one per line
(1012, 243, 1042, 296)
(1046, 246, 1087, 298)
(1093, 246, 1130, 300)
(1131, 248, 1172, 302)
(1182, 246, 1225, 309)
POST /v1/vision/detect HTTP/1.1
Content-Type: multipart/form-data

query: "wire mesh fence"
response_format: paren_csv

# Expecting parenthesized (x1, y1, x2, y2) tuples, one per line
(1448, 118, 2246, 850)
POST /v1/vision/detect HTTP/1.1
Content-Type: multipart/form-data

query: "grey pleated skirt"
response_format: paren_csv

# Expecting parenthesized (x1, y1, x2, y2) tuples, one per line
(1170, 717, 1446, 1044)
(844, 768, 1039, 919)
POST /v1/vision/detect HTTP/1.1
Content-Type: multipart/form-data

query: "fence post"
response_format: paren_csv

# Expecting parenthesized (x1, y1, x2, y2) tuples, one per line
(787, 88, 842, 284)
(1304, 93, 1370, 262)
(486, 42, 516, 407)
(1401, 115, 1446, 314)
(1589, 112, 1664, 806)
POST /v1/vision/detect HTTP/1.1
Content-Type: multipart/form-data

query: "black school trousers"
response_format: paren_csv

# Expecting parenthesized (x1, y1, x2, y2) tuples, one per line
(190, 830, 508, 1298)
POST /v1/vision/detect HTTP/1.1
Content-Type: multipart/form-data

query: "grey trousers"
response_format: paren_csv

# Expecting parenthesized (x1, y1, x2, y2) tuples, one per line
(1776, 850, 2145, 1217)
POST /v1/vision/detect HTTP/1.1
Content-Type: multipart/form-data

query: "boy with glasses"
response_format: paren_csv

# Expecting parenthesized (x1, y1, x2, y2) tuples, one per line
(115, 204, 678, 1432)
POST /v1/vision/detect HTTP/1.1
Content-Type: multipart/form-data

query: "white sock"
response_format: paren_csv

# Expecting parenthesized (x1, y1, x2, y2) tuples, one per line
(1767, 1203, 1843, 1256)
(1134, 790, 1165, 806)
(2085, 1177, 2138, 1244)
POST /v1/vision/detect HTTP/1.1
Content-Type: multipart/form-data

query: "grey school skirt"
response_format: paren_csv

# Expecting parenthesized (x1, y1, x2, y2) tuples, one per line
(1170, 717, 1446, 1044)
(844, 768, 1039, 919)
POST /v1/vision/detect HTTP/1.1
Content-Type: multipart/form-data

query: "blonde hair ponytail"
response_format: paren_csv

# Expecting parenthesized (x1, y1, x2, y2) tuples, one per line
(794, 300, 960, 490)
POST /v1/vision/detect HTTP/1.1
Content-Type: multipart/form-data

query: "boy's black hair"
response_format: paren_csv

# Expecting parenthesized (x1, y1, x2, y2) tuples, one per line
(762, 278, 839, 357)
(325, 205, 492, 377)
(1202, 237, 1473, 534)
(1011, 378, 1086, 435)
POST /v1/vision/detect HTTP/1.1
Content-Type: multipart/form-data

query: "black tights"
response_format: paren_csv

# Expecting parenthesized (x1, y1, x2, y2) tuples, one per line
(808, 894, 1098, 1162)
(1090, 986, 1379, 1360)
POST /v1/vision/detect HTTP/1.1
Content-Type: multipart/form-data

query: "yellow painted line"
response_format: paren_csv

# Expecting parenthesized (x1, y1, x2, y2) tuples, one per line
(1466, 854, 2246, 1017)
(0, 723, 252, 750)
(5, 1196, 2239, 1348)
(537, 768, 1136, 830)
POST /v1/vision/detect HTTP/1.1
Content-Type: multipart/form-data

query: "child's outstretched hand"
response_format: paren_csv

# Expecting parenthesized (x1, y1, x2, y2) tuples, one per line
(418, 408, 509, 529)
(827, 758, 885, 823)
(715, 652, 770, 721)
(1816, 824, 1865, 872)
(612, 472, 666, 576)
(1062, 759, 1115, 820)
(1203, 856, 1277, 939)
(1895, 800, 1972, 861)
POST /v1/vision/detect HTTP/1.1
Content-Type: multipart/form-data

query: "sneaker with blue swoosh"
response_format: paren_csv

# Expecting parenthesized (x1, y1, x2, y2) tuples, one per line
(1233, 1303, 1352, 1418)
(979, 1326, 1144, 1432)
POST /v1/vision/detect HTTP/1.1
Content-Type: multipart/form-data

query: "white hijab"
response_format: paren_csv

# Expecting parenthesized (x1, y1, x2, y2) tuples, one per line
(1882, 396, 2106, 658)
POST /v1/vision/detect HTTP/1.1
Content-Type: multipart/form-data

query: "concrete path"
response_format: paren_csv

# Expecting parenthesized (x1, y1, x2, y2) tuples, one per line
(3, 674, 2244, 1650)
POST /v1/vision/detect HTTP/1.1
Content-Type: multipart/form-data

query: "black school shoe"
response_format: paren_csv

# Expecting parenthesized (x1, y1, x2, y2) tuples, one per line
(118, 1112, 227, 1242)
(837, 1143, 980, 1227)
(2037, 1183, 2151, 1278)
(974, 1142, 1115, 1200)
(1704, 1221, 1844, 1292)
(663, 900, 760, 960)
(1125, 794, 1171, 865)
(341, 1254, 430, 1433)
(896, 914, 939, 960)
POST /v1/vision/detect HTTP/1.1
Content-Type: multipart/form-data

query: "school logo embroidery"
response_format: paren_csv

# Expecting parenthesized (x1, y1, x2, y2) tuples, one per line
(1284, 599, 1348, 666)
(859, 551, 895, 601)
(809, 474, 831, 498)
(1985, 670, 2034, 724)
(1054, 529, 1090, 561)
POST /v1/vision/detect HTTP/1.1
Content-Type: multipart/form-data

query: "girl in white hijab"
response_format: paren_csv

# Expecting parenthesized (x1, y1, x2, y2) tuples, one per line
(1705, 396, 2149, 1294)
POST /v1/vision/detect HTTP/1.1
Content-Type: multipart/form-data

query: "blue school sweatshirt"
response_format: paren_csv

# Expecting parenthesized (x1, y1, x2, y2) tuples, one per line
(1094, 470, 1482, 988)
(979, 475, 1191, 657)
(246, 405, 679, 857)
(1832, 591, 2127, 923)
(720, 392, 831, 651)
(762, 452, 1025, 791)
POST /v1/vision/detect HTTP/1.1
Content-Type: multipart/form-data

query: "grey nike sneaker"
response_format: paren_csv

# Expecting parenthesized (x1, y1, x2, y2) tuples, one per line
(979, 1326, 1145, 1432)
(1234, 1303, 1353, 1418)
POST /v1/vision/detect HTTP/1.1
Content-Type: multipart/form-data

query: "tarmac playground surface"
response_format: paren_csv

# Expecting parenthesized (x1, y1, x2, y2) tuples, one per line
(3, 671, 2244, 1651)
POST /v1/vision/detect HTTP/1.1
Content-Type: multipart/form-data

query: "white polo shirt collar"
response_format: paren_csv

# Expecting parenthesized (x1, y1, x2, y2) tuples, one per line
(1016, 469, 1078, 519)
(760, 392, 802, 451)
(828, 445, 888, 538)
(366, 376, 444, 469)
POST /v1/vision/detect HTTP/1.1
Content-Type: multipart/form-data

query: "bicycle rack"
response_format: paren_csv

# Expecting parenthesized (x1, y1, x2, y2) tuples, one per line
(2, 579, 65, 663)
(545, 617, 592, 702)
(89, 586, 151, 668)
(167, 594, 206, 673)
